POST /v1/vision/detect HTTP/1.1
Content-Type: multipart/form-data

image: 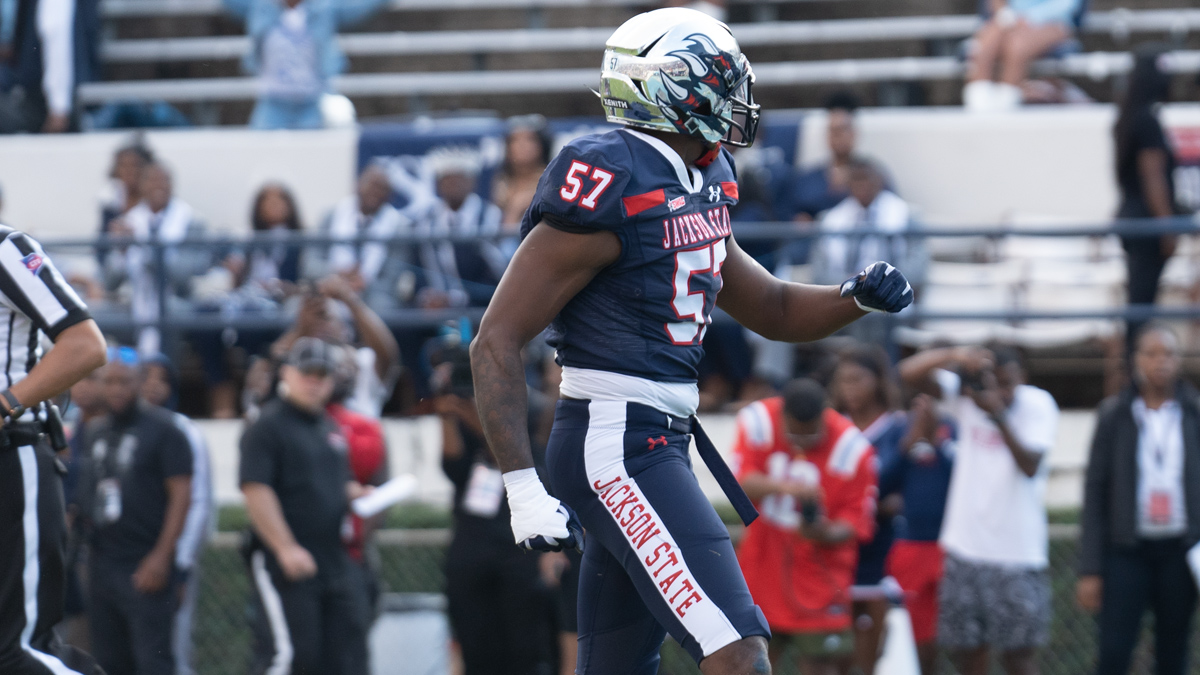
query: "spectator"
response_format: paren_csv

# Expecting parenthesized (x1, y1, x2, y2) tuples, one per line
(223, 0, 386, 129)
(196, 182, 305, 416)
(1077, 324, 1200, 675)
(814, 157, 914, 286)
(310, 164, 415, 311)
(326, 343, 389, 673)
(735, 379, 878, 675)
(232, 182, 304, 292)
(99, 140, 154, 238)
(240, 337, 372, 675)
(434, 347, 554, 675)
(414, 145, 506, 308)
(491, 115, 551, 236)
(140, 354, 213, 675)
(2, 0, 99, 132)
(963, 0, 1085, 112)
(103, 161, 212, 356)
(830, 345, 906, 675)
(271, 274, 400, 418)
(1114, 45, 1181, 355)
(77, 347, 193, 675)
(783, 91, 863, 224)
(886, 393, 955, 675)
(899, 345, 1059, 675)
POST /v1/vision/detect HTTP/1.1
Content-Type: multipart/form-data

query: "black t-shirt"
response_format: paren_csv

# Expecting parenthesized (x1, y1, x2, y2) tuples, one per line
(240, 398, 351, 567)
(442, 422, 513, 549)
(1117, 110, 1177, 217)
(82, 404, 193, 566)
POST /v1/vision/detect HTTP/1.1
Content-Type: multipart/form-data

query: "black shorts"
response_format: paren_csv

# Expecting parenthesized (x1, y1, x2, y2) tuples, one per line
(0, 441, 101, 674)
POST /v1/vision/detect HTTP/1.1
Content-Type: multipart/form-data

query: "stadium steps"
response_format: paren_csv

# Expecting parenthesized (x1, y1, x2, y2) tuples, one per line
(89, 0, 1200, 123)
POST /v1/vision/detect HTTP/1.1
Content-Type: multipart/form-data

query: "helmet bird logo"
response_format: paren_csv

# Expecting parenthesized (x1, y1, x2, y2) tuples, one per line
(599, 9, 760, 147)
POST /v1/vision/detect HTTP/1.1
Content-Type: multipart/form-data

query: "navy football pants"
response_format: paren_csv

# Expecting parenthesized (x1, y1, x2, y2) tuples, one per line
(546, 399, 769, 674)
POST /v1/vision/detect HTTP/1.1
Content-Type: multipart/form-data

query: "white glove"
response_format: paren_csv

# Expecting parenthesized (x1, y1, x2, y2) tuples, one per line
(503, 468, 570, 546)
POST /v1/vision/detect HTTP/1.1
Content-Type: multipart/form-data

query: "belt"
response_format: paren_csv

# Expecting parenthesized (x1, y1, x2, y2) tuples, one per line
(666, 414, 759, 527)
(0, 422, 45, 449)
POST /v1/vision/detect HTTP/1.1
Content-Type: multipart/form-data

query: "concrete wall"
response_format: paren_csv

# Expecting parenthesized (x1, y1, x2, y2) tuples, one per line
(799, 103, 1200, 226)
(0, 128, 358, 239)
(206, 410, 1097, 511)
(2, 103, 1200, 240)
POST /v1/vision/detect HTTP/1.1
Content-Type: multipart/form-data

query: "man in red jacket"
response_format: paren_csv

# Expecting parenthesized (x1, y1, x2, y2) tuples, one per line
(734, 379, 879, 675)
(327, 345, 389, 675)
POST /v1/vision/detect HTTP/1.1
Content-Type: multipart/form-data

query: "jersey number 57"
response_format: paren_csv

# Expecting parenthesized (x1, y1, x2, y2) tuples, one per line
(666, 239, 727, 345)
(559, 161, 614, 211)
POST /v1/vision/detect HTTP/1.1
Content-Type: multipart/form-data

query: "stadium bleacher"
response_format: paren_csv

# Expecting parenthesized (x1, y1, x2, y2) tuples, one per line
(88, 0, 1200, 124)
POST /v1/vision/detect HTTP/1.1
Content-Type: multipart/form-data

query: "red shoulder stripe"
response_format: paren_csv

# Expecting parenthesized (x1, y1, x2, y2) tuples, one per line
(622, 189, 666, 217)
(720, 182, 739, 200)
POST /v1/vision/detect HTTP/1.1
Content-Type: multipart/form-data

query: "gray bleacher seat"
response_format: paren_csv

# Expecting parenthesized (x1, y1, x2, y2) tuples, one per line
(98, 10, 1200, 63)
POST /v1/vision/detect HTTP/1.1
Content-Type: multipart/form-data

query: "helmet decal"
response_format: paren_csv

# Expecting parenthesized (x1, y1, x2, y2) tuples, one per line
(598, 9, 761, 147)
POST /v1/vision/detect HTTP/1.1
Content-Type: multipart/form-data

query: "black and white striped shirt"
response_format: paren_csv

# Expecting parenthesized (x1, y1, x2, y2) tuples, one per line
(0, 226, 91, 387)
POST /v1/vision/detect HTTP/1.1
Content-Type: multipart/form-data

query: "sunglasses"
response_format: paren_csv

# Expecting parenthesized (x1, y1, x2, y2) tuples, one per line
(107, 346, 139, 366)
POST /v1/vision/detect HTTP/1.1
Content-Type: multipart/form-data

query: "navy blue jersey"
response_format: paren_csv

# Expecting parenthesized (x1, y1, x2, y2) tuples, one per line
(521, 129, 740, 383)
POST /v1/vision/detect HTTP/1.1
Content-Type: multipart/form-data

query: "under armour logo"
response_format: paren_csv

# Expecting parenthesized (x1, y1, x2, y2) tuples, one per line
(647, 436, 668, 450)
(707, 185, 721, 202)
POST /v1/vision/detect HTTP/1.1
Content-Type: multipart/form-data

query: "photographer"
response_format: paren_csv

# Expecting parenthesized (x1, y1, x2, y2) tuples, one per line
(270, 274, 400, 419)
(899, 346, 1059, 675)
(735, 379, 879, 675)
(434, 344, 554, 675)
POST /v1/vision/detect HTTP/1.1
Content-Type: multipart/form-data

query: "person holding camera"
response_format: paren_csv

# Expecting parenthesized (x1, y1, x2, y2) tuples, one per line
(434, 346, 555, 675)
(734, 379, 879, 675)
(899, 345, 1059, 675)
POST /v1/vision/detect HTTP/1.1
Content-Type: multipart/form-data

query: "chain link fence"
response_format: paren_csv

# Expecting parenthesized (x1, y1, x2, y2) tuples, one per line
(187, 524, 1175, 675)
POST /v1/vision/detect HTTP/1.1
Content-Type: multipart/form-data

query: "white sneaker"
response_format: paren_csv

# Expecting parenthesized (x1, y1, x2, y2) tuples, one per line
(992, 83, 1023, 111)
(962, 80, 995, 112)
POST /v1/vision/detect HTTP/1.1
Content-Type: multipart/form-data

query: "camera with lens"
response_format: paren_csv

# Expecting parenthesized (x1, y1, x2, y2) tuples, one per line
(430, 346, 475, 399)
(799, 499, 821, 526)
(958, 366, 990, 393)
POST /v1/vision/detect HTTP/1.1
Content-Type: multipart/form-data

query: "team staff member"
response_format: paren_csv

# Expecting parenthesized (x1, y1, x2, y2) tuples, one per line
(735, 379, 879, 675)
(1078, 325, 1200, 675)
(140, 354, 213, 675)
(0, 224, 108, 675)
(78, 349, 193, 675)
(240, 338, 372, 675)
(435, 353, 555, 675)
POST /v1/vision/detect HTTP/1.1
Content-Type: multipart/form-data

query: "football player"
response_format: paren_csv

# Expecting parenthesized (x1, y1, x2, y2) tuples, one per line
(471, 8, 914, 675)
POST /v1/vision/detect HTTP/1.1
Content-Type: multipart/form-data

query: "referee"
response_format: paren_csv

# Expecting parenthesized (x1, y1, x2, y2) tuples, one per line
(0, 226, 108, 674)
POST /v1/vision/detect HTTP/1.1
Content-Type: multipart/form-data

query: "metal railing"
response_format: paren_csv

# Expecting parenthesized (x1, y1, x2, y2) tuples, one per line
(47, 216, 1200, 342)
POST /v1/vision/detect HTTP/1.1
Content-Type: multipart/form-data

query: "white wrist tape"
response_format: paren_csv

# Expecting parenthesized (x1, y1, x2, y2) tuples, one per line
(503, 468, 569, 544)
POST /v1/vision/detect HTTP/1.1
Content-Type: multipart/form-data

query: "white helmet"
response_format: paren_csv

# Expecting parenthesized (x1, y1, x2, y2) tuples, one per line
(598, 8, 760, 147)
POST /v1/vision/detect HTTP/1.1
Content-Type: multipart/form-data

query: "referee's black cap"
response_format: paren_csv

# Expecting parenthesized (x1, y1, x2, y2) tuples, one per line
(286, 337, 336, 376)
